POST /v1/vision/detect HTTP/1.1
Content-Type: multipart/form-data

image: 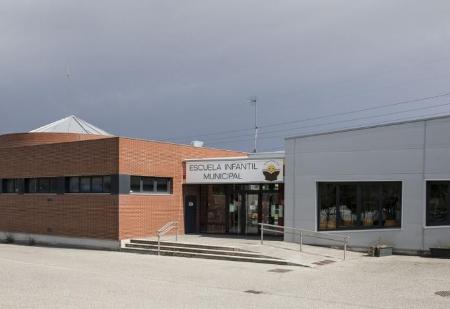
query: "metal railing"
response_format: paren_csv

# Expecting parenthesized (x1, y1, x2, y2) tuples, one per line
(156, 221, 178, 256)
(258, 223, 350, 260)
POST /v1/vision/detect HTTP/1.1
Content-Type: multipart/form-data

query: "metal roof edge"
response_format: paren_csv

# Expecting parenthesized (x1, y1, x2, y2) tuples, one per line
(285, 113, 450, 140)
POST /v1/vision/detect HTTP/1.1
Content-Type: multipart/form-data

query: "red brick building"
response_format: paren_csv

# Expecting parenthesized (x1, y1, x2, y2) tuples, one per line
(0, 116, 244, 249)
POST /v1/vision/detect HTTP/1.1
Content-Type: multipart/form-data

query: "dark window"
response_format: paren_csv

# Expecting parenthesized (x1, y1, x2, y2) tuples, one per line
(92, 177, 103, 193)
(337, 184, 357, 228)
(49, 178, 57, 193)
(2, 179, 18, 193)
(142, 177, 155, 192)
(103, 176, 111, 193)
(130, 176, 172, 194)
(156, 178, 170, 193)
(69, 177, 80, 193)
(318, 182, 402, 231)
(80, 177, 91, 193)
(130, 176, 141, 193)
(318, 183, 337, 230)
(27, 178, 37, 193)
(38, 178, 50, 193)
(24, 178, 58, 193)
(66, 176, 112, 194)
(427, 181, 450, 226)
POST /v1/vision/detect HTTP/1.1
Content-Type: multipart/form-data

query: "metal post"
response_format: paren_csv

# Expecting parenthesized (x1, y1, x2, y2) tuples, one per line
(300, 232, 303, 252)
(158, 234, 161, 256)
(175, 224, 178, 242)
(260, 225, 264, 245)
(344, 241, 347, 261)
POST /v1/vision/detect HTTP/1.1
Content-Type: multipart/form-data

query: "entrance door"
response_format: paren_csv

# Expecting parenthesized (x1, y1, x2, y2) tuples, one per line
(185, 195, 198, 234)
(228, 193, 243, 234)
(245, 193, 259, 234)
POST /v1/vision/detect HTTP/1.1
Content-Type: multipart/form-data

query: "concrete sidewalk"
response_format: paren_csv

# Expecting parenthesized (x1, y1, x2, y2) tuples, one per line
(1, 243, 449, 309)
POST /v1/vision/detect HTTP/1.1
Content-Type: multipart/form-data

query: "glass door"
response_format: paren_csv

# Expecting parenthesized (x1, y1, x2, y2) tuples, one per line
(245, 193, 259, 234)
(228, 193, 242, 234)
(262, 192, 284, 226)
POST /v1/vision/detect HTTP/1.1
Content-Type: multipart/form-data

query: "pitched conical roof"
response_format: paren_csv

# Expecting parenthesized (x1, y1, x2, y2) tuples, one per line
(30, 115, 112, 136)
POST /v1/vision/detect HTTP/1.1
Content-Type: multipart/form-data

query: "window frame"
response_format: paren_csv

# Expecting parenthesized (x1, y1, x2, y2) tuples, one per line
(65, 176, 112, 194)
(2, 179, 19, 194)
(25, 177, 58, 194)
(129, 176, 172, 195)
(317, 181, 403, 231)
(426, 181, 450, 227)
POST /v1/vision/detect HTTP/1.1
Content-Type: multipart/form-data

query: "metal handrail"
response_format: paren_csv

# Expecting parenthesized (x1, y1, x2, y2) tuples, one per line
(156, 221, 178, 255)
(258, 223, 350, 260)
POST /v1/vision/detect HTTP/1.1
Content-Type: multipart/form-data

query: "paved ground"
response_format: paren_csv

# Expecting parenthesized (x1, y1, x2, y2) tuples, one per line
(1, 244, 450, 309)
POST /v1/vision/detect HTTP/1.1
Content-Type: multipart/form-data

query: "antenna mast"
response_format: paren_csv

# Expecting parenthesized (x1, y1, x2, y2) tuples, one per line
(249, 97, 258, 153)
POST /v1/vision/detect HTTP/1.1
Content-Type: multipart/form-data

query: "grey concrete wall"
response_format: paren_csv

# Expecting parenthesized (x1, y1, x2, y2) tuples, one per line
(285, 117, 450, 252)
(0, 231, 120, 250)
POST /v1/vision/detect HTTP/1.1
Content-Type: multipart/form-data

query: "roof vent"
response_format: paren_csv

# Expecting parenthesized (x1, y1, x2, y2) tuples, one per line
(191, 140, 204, 147)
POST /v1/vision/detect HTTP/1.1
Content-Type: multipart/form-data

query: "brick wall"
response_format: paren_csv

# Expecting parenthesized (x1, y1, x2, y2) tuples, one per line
(0, 137, 119, 178)
(0, 133, 245, 241)
(0, 195, 118, 239)
(0, 132, 108, 149)
(0, 135, 120, 240)
(118, 138, 245, 239)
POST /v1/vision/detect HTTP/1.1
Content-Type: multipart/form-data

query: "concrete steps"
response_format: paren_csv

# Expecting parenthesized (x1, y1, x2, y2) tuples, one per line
(121, 239, 305, 266)
(129, 239, 246, 252)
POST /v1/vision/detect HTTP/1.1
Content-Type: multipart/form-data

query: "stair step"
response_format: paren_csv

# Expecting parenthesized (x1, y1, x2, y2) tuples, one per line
(124, 243, 278, 259)
(121, 247, 305, 266)
(129, 239, 249, 252)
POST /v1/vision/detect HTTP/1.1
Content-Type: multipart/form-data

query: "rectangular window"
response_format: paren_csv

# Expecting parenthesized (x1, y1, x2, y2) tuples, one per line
(142, 177, 155, 192)
(318, 182, 402, 231)
(156, 178, 170, 193)
(66, 176, 112, 194)
(129, 176, 172, 194)
(2, 179, 18, 193)
(27, 178, 37, 193)
(69, 177, 80, 193)
(80, 177, 91, 193)
(38, 178, 50, 193)
(103, 176, 111, 193)
(24, 178, 58, 193)
(91, 177, 103, 193)
(130, 176, 141, 193)
(427, 181, 450, 226)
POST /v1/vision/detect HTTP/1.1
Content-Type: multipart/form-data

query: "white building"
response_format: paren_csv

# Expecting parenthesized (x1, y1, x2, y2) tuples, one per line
(285, 115, 450, 254)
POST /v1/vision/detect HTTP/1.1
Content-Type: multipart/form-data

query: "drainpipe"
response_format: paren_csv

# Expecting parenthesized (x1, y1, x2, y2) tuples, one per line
(421, 121, 428, 253)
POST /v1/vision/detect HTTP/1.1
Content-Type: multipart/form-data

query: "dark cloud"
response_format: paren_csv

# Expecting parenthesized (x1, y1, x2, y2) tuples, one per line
(1, 0, 450, 151)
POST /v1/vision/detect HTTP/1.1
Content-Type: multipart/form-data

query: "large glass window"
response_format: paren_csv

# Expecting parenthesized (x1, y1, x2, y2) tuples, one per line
(427, 181, 450, 226)
(337, 184, 358, 228)
(318, 182, 402, 231)
(129, 176, 172, 194)
(319, 183, 337, 230)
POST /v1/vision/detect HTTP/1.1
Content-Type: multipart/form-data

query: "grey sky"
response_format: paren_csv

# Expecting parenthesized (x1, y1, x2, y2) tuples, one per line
(1, 0, 450, 151)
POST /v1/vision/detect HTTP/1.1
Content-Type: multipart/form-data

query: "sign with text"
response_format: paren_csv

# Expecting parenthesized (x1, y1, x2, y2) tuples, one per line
(186, 159, 284, 184)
